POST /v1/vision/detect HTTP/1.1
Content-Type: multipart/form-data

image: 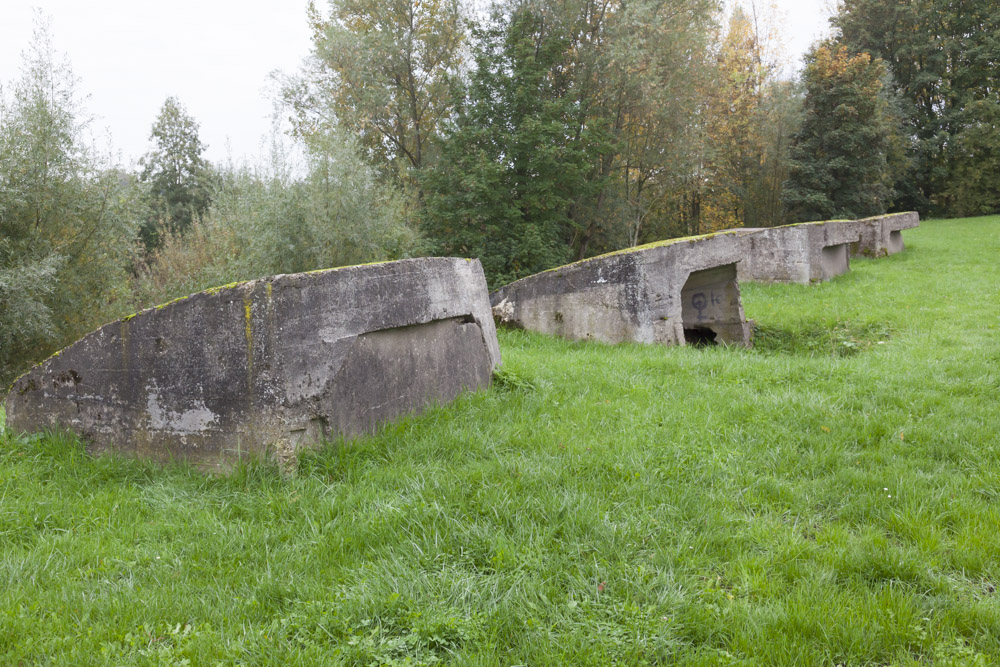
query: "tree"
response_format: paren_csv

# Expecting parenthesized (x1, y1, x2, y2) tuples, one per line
(138, 96, 212, 249)
(704, 7, 767, 227)
(284, 0, 465, 187)
(0, 20, 138, 383)
(783, 44, 896, 222)
(579, 0, 718, 251)
(242, 129, 419, 276)
(638, 2, 798, 238)
(747, 79, 801, 227)
(707, 6, 797, 229)
(833, 0, 1000, 215)
(421, 0, 723, 283)
(134, 131, 420, 307)
(420, 10, 584, 287)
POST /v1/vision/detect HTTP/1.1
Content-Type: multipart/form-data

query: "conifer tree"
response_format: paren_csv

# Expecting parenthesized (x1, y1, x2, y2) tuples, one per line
(419, 9, 591, 288)
(139, 96, 212, 249)
(783, 44, 896, 222)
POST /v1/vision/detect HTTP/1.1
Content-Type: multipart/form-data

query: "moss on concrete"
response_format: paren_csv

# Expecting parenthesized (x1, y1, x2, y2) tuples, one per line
(502, 229, 745, 287)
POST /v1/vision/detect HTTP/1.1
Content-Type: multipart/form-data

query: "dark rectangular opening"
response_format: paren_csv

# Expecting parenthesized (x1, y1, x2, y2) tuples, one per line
(683, 327, 718, 346)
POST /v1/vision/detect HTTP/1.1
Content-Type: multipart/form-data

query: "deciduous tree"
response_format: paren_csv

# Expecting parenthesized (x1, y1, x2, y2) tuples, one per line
(0, 21, 137, 382)
(134, 131, 420, 307)
(286, 0, 465, 187)
(833, 0, 1000, 215)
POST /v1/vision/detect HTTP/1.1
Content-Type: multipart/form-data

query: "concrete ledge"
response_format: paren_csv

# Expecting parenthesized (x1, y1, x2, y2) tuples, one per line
(490, 232, 751, 347)
(737, 220, 860, 284)
(851, 212, 920, 257)
(4, 258, 501, 469)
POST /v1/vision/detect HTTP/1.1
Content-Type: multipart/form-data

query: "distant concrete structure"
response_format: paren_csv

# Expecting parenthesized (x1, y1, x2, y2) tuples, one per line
(491, 231, 752, 347)
(5, 258, 501, 469)
(852, 212, 920, 257)
(737, 220, 860, 284)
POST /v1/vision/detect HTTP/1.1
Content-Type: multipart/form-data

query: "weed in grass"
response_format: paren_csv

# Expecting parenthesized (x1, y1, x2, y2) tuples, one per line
(490, 365, 539, 393)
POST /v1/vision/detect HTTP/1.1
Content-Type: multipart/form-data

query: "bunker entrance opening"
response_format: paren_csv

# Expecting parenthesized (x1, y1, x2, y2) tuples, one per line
(820, 243, 849, 281)
(679, 264, 747, 347)
(888, 230, 904, 254)
(684, 327, 718, 346)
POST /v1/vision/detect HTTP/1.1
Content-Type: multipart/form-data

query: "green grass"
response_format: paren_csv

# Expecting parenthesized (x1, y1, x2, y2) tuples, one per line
(3, 216, 1000, 665)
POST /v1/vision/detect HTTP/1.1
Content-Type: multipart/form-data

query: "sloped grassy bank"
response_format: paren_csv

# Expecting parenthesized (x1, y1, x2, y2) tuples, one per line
(2, 217, 999, 665)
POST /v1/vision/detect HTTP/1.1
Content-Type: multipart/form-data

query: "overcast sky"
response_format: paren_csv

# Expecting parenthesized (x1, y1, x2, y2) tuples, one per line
(0, 0, 832, 167)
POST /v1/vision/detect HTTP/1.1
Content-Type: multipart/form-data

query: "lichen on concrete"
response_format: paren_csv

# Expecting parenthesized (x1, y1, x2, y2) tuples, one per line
(851, 211, 919, 258)
(4, 257, 501, 470)
(737, 219, 860, 284)
(491, 231, 751, 347)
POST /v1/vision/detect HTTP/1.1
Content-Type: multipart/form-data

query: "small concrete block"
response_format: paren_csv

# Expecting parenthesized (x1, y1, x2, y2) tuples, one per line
(4, 258, 501, 469)
(851, 212, 920, 257)
(490, 232, 752, 347)
(737, 220, 860, 284)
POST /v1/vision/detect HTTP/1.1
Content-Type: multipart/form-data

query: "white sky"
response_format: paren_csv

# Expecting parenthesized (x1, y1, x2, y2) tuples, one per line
(762, 0, 836, 73)
(0, 0, 831, 167)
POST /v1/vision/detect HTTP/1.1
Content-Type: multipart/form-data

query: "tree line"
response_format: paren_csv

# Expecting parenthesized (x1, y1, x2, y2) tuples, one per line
(3, 0, 999, 383)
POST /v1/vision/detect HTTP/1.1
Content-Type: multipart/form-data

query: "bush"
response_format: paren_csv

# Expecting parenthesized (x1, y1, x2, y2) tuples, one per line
(133, 132, 422, 308)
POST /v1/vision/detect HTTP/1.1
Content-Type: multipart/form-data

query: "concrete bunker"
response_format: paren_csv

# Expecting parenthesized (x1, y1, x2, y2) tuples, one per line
(851, 212, 919, 257)
(491, 231, 752, 347)
(4, 257, 501, 469)
(737, 220, 860, 284)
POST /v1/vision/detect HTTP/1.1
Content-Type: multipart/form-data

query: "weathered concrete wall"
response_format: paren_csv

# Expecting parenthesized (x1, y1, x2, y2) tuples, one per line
(737, 220, 860, 284)
(4, 258, 501, 469)
(490, 232, 751, 347)
(851, 211, 920, 257)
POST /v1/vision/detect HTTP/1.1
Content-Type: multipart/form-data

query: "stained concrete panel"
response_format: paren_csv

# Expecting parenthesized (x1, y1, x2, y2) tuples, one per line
(4, 258, 501, 469)
(491, 231, 751, 347)
(852, 212, 919, 257)
(820, 242, 850, 279)
(888, 230, 904, 254)
(737, 220, 860, 284)
(680, 264, 748, 345)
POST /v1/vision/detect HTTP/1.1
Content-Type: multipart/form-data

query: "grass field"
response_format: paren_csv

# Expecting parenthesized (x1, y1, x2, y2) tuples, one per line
(2, 216, 999, 665)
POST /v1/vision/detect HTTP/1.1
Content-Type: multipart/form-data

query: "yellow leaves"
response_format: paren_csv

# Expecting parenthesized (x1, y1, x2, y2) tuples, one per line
(811, 44, 880, 90)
